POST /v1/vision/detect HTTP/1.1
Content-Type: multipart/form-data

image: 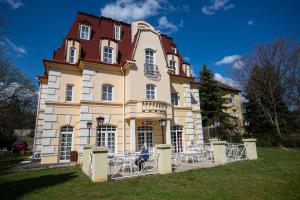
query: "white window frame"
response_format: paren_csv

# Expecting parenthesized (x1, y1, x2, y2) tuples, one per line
(145, 49, 154, 65)
(59, 126, 74, 162)
(171, 92, 179, 106)
(169, 60, 176, 70)
(96, 125, 116, 153)
(146, 84, 156, 100)
(102, 84, 114, 102)
(65, 84, 74, 102)
(103, 47, 113, 64)
(69, 47, 76, 64)
(79, 24, 91, 40)
(171, 126, 183, 154)
(137, 126, 153, 151)
(114, 25, 121, 40)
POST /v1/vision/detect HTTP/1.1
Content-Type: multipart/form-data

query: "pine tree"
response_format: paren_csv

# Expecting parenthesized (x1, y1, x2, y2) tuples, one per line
(199, 64, 238, 139)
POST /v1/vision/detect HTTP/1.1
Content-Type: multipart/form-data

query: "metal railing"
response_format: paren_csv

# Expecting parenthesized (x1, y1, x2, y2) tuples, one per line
(109, 152, 159, 180)
(88, 152, 93, 176)
(226, 143, 247, 162)
(144, 63, 161, 80)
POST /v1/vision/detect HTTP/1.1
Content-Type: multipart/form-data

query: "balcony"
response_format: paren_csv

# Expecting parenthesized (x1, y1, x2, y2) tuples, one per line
(125, 100, 171, 119)
(144, 63, 161, 81)
(141, 100, 167, 114)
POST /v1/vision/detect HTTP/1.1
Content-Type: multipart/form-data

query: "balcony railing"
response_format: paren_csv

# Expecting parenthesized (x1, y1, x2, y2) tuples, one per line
(144, 63, 161, 81)
(141, 100, 167, 114)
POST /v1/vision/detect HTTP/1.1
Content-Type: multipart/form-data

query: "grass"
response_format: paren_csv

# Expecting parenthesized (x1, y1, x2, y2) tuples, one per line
(0, 154, 28, 172)
(0, 148, 299, 200)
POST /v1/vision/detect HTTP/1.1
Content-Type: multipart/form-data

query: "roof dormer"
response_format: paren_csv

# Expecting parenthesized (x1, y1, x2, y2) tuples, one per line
(65, 39, 81, 64)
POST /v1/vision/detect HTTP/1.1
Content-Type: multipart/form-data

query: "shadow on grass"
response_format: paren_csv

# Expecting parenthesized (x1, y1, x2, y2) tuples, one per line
(0, 172, 78, 199)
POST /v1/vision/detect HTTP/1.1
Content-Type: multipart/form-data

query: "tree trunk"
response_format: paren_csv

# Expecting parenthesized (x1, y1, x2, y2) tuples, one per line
(274, 117, 281, 139)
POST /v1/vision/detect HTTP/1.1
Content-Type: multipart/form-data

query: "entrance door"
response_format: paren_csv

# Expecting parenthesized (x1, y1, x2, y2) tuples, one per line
(59, 126, 73, 161)
(137, 126, 153, 151)
(96, 125, 116, 153)
(171, 126, 183, 153)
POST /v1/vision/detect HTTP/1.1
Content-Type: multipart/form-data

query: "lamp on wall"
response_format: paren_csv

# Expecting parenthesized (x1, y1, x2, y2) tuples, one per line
(159, 119, 167, 144)
(86, 122, 93, 145)
(96, 116, 105, 146)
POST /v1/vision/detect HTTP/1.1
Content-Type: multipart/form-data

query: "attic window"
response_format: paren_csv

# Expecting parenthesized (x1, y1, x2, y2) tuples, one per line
(80, 24, 91, 40)
(114, 25, 121, 40)
(172, 47, 177, 54)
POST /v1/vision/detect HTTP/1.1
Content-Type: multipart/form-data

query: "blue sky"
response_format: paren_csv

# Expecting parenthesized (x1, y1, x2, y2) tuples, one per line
(1, 0, 300, 87)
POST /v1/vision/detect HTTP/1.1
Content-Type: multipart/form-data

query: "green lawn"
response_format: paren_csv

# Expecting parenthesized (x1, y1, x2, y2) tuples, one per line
(0, 148, 299, 200)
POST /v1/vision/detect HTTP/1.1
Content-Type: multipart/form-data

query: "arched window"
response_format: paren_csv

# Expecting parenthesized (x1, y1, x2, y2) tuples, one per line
(102, 84, 113, 101)
(171, 126, 183, 153)
(137, 126, 153, 150)
(145, 49, 155, 74)
(59, 126, 74, 161)
(96, 125, 116, 153)
(146, 84, 156, 100)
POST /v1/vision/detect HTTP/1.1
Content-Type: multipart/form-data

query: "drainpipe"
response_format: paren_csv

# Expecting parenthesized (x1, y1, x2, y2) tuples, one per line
(33, 82, 42, 159)
(121, 66, 125, 154)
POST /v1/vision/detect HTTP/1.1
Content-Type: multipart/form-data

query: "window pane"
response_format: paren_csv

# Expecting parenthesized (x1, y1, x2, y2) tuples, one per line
(103, 47, 113, 64)
(102, 85, 113, 101)
(80, 25, 90, 40)
(66, 85, 73, 101)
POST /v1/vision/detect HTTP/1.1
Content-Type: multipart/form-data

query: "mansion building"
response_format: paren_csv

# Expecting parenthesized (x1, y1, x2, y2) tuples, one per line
(34, 12, 204, 164)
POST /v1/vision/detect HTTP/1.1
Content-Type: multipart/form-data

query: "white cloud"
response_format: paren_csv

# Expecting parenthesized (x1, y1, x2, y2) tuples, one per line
(248, 20, 254, 26)
(214, 73, 239, 88)
(1, 37, 27, 56)
(157, 16, 183, 34)
(201, 0, 234, 15)
(190, 66, 196, 77)
(184, 56, 190, 62)
(215, 54, 244, 69)
(215, 55, 241, 65)
(1, 0, 23, 9)
(232, 59, 245, 69)
(100, 0, 165, 22)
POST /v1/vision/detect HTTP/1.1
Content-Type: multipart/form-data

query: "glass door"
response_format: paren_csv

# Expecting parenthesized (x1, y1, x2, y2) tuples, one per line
(171, 126, 183, 153)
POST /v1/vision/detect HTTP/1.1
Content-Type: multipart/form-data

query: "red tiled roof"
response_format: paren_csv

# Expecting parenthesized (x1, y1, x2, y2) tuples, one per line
(52, 11, 189, 77)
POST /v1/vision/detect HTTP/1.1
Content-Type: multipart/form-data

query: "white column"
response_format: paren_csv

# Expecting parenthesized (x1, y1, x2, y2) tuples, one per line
(166, 120, 171, 145)
(130, 118, 136, 152)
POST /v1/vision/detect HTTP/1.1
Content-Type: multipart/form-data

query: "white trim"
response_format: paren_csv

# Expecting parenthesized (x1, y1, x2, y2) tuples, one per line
(69, 47, 76, 64)
(103, 46, 113, 64)
(79, 24, 91, 40)
(65, 84, 74, 102)
(101, 84, 114, 102)
(114, 24, 121, 40)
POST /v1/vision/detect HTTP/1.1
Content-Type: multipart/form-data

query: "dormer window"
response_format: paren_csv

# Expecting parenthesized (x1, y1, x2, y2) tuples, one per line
(69, 47, 76, 64)
(114, 25, 121, 40)
(103, 47, 113, 64)
(169, 60, 176, 70)
(80, 24, 91, 40)
(172, 47, 177, 54)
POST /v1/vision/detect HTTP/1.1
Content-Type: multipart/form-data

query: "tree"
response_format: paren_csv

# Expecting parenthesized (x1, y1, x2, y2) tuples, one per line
(199, 64, 238, 139)
(0, 59, 37, 147)
(235, 39, 300, 145)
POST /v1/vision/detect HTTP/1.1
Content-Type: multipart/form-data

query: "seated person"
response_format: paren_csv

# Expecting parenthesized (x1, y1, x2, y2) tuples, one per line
(135, 146, 149, 171)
